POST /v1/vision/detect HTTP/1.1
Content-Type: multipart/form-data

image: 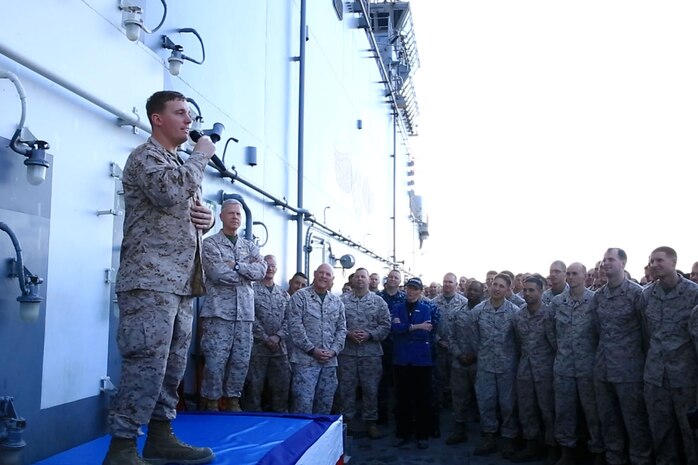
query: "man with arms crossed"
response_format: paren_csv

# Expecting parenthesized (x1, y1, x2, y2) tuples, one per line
(105, 90, 216, 465)
(199, 199, 267, 412)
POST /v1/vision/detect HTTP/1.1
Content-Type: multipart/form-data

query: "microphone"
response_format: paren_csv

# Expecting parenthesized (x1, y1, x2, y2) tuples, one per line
(190, 123, 227, 171)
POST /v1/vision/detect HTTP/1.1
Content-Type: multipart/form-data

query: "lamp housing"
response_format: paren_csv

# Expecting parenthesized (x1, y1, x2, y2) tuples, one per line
(121, 6, 144, 41)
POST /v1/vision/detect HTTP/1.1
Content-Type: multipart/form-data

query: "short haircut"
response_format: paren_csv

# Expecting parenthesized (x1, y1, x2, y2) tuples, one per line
(550, 260, 567, 272)
(146, 90, 186, 124)
(651, 246, 677, 261)
(263, 254, 276, 262)
(467, 280, 484, 291)
(524, 275, 545, 290)
(606, 247, 628, 264)
(486, 270, 498, 277)
(291, 271, 307, 280)
(222, 199, 243, 209)
(494, 273, 512, 287)
(355, 268, 369, 276)
(500, 270, 515, 281)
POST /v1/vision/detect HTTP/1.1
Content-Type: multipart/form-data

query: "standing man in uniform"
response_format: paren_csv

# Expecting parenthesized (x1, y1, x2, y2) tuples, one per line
(543, 260, 568, 305)
(640, 246, 698, 465)
(105, 90, 216, 465)
(431, 272, 468, 437)
(510, 275, 557, 463)
(447, 279, 484, 445)
(690, 261, 698, 285)
(199, 199, 267, 412)
(591, 248, 652, 465)
(369, 272, 381, 293)
(469, 273, 520, 458)
(288, 264, 347, 414)
(551, 262, 603, 465)
(338, 268, 391, 438)
(244, 254, 291, 413)
(376, 269, 406, 424)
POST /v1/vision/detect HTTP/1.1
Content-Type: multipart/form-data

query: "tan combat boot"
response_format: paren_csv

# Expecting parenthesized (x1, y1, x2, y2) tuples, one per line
(223, 396, 242, 412)
(102, 437, 149, 465)
(365, 421, 385, 439)
(200, 397, 219, 411)
(142, 419, 215, 465)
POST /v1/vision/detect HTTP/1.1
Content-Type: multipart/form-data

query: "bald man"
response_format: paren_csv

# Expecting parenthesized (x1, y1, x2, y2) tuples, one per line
(542, 260, 568, 306)
(288, 264, 347, 414)
(551, 262, 603, 464)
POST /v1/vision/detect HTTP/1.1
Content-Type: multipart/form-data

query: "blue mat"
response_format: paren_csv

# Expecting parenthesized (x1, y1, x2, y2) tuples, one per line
(34, 412, 341, 465)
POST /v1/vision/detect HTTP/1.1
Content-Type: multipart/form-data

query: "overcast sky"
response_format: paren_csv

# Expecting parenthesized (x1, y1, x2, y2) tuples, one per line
(407, 0, 698, 282)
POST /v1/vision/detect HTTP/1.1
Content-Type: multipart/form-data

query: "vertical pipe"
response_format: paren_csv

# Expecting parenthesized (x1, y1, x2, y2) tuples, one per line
(392, 110, 397, 265)
(296, 0, 307, 272)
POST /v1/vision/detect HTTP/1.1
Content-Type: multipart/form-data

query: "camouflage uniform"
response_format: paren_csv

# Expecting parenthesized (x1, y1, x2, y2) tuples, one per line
(542, 283, 569, 306)
(431, 293, 468, 413)
(591, 278, 652, 465)
(337, 292, 391, 421)
(376, 289, 406, 421)
(640, 276, 698, 465)
(551, 288, 603, 453)
(288, 287, 347, 414)
(243, 282, 291, 412)
(468, 299, 520, 439)
(507, 293, 525, 308)
(513, 303, 556, 446)
(200, 230, 267, 400)
(449, 303, 478, 423)
(110, 137, 209, 438)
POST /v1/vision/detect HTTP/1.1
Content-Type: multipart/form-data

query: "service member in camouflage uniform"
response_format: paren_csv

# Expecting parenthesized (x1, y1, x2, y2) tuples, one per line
(288, 263, 347, 414)
(338, 268, 391, 438)
(105, 91, 216, 465)
(510, 275, 557, 463)
(542, 260, 569, 306)
(591, 248, 652, 465)
(431, 273, 468, 437)
(243, 254, 291, 413)
(447, 279, 484, 445)
(640, 246, 698, 465)
(376, 269, 406, 424)
(469, 273, 520, 458)
(551, 262, 603, 465)
(200, 199, 267, 412)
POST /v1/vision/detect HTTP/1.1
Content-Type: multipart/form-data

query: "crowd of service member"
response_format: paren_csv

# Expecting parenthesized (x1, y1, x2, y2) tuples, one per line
(191, 241, 698, 465)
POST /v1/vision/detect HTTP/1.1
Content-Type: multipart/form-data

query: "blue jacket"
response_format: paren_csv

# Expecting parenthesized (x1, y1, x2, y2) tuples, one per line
(391, 298, 437, 366)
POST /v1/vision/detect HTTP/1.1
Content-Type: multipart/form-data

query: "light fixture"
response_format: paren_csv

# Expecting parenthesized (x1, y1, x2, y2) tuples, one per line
(1, 222, 44, 322)
(407, 170, 414, 177)
(0, 396, 26, 459)
(162, 28, 206, 76)
(1, 70, 51, 185)
(118, 0, 167, 42)
(407, 180, 415, 186)
(10, 128, 50, 186)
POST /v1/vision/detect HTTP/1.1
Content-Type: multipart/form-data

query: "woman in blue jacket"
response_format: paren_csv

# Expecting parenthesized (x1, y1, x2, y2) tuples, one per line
(390, 277, 438, 449)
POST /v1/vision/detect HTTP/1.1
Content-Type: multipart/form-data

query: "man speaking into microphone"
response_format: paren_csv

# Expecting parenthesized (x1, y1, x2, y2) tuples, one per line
(104, 90, 216, 465)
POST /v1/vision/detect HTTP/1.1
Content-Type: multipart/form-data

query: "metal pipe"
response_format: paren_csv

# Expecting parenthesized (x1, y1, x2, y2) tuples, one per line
(0, 69, 27, 129)
(0, 43, 149, 133)
(392, 110, 397, 265)
(296, 0, 308, 273)
(0, 222, 29, 297)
